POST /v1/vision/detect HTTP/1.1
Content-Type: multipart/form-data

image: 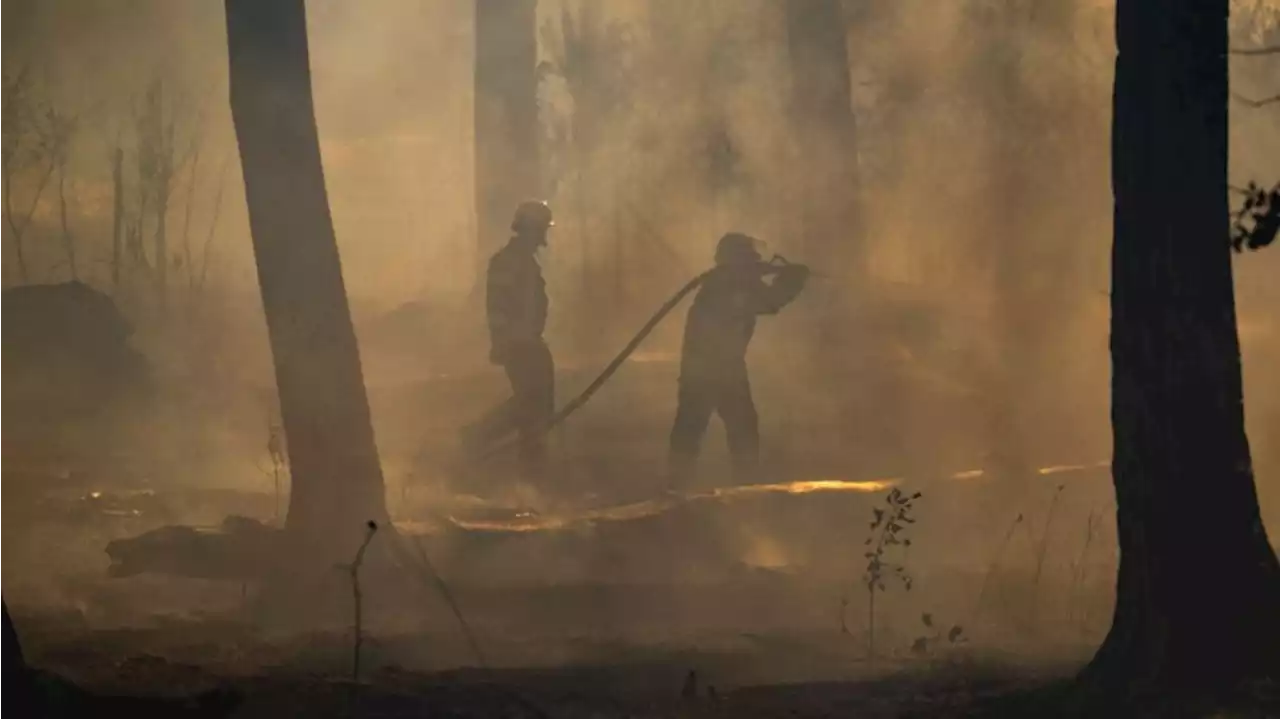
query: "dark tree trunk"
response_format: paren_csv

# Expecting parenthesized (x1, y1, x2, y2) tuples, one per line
(224, 0, 388, 555)
(784, 0, 862, 281)
(1086, 0, 1280, 691)
(474, 0, 541, 288)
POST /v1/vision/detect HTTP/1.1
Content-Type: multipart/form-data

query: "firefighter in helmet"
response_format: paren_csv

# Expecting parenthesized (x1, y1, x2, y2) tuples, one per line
(668, 233, 810, 488)
(462, 200, 556, 480)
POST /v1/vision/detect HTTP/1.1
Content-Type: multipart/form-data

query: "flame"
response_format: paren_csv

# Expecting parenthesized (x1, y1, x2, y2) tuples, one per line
(1038, 462, 1109, 475)
(435, 461, 1110, 534)
(708, 478, 900, 497)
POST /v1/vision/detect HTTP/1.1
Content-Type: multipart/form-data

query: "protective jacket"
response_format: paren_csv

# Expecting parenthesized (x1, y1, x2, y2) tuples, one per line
(486, 242, 547, 362)
(679, 263, 808, 380)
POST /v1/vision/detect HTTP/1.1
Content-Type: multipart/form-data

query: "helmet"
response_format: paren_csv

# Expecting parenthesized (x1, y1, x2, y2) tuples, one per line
(511, 200, 554, 233)
(715, 232, 763, 265)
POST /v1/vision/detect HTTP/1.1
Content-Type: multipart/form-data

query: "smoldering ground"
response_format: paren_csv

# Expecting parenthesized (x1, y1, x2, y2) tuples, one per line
(3, 0, 1280, 713)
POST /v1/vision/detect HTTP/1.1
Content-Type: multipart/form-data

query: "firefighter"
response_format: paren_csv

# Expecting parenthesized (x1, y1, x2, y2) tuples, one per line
(667, 233, 810, 488)
(461, 200, 556, 480)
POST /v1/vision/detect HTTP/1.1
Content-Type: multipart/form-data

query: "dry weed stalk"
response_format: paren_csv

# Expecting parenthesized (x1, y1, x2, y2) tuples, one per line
(344, 520, 378, 682)
(846, 487, 921, 665)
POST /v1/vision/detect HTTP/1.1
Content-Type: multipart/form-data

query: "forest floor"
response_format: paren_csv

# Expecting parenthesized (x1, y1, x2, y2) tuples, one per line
(16, 613, 1278, 718)
(7, 470, 1278, 718)
(14, 607, 1073, 718)
(0, 447, 1122, 719)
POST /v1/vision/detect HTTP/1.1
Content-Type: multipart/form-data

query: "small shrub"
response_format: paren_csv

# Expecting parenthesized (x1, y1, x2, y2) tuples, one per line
(844, 487, 921, 663)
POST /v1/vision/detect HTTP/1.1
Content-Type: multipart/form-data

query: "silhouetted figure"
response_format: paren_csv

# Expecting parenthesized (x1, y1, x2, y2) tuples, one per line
(463, 200, 557, 482)
(668, 233, 809, 488)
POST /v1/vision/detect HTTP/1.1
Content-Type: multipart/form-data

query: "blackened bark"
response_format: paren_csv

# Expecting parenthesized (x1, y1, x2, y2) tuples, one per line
(474, 0, 541, 287)
(224, 0, 388, 553)
(1087, 0, 1280, 691)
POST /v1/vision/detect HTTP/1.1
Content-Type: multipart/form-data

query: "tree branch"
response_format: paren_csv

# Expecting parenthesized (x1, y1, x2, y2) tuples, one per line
(1230, 45, 1280, 56)
(1231, 92, 1280, 108)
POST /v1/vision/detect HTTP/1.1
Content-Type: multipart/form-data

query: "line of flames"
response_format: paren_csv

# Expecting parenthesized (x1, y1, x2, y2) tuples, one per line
(433, 460, 1112, 533)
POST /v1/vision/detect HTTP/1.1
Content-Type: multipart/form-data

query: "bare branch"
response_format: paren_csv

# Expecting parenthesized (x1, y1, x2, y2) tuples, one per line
(1232, 92, 1280, 108)
(1230, 45, 1280, 56)
(196, 154, 232, 292)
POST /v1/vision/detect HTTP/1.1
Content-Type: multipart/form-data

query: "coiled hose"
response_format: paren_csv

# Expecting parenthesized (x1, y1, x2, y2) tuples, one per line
(472, 270, 712, 462)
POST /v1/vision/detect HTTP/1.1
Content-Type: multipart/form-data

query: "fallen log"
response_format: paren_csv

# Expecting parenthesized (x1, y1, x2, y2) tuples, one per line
(106, 515, 283, 581)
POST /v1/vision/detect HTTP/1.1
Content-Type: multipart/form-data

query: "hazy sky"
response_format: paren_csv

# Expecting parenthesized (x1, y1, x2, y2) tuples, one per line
(2, 0, 1277, 313)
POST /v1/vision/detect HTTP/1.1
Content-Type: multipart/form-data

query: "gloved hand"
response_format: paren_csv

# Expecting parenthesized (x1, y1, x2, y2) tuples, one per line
(775, 262, 810, 285)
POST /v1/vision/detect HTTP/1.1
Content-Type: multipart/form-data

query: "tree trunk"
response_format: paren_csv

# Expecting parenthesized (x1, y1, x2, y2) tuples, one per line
(155, 152, 171, 313)
(224, 0, 389, 556)
(1085, 0, 1280, 691)
(784, 0, 864, 389)
(473, 0, 541, 289)
(56, 160, 78, 281)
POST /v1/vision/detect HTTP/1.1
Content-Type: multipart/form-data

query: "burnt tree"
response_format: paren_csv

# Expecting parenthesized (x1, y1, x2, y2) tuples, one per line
(1086, 0, 1280, 691)
(224, 0, 388, 554)
(474, 0, 541, 289)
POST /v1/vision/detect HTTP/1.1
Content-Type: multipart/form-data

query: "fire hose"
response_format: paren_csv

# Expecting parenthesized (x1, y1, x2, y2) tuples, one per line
(469, 255, 800, 463)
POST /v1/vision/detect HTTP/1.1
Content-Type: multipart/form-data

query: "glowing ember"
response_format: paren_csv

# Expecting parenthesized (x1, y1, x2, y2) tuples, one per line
(1038, 462, 1109, 475)
(709, 478, 900, 497)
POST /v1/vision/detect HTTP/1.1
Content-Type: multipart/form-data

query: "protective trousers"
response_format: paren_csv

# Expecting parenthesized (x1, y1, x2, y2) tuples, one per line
(667, 371, 760, 488)
(470, 341, 555, 480)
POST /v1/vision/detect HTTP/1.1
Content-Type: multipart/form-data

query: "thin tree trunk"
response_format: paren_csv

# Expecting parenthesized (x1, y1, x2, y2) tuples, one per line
(111, 148, 124, 290)
(224, 0, 389, 556)
(196, 154, 231, 294)
(132, 176, 151, 280)
(3, 158, 55, 284)
(155, 149, 172, 313)
(1084, 0, 1280, 691)
(56, 159, 78, 281)
(1, 169, 26, 283)
(180, 145, 201, 292)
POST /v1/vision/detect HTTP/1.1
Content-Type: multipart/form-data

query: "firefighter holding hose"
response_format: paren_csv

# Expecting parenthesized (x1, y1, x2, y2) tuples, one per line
(461, 200, 557, 482)
(667, 233, 810, 489)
